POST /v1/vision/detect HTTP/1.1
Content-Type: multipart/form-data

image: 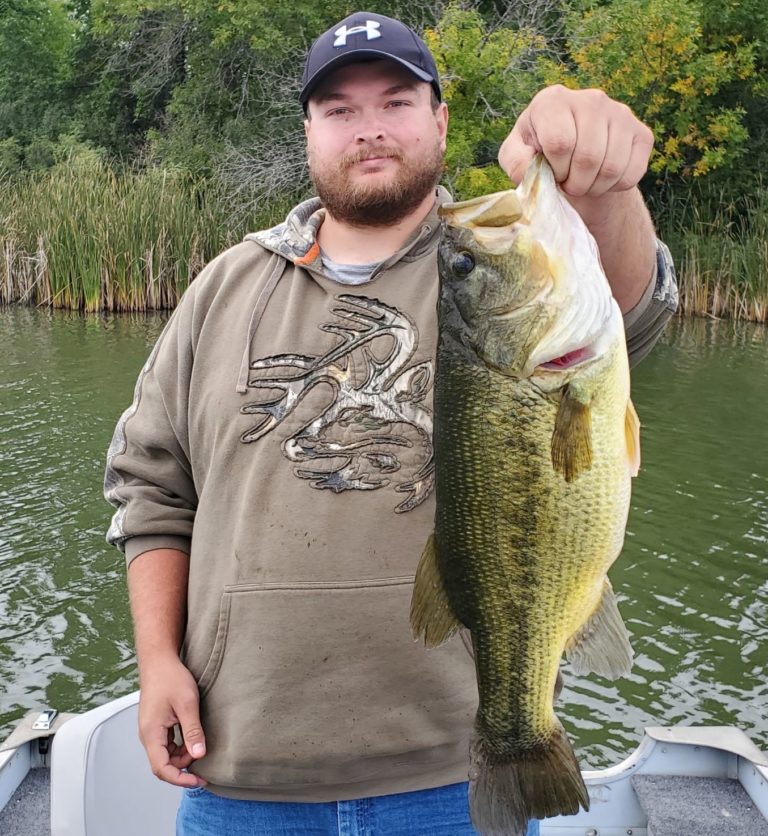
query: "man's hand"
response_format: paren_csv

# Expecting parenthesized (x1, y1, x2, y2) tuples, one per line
(498, 84, 654, 201)
(138, 655, 208, 788)
(498, 84, 657, 312)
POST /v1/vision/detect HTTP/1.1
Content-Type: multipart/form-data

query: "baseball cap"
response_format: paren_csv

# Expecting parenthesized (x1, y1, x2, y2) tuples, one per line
(299, 12, 442, 109)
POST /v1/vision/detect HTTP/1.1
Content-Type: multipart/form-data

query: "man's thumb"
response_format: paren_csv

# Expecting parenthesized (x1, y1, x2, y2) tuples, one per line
(498, 129, 536, 187)
(178, 703, 206, 758)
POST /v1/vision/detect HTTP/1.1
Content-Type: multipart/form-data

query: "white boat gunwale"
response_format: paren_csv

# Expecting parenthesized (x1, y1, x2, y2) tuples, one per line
(1, 692, 766, 835)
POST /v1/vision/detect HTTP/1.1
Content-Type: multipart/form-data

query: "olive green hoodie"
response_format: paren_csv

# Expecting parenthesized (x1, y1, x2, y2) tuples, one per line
(104, 191, 678, 801)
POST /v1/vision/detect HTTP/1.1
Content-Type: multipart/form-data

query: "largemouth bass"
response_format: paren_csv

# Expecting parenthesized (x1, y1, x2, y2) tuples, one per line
(411, 156, 640, 834)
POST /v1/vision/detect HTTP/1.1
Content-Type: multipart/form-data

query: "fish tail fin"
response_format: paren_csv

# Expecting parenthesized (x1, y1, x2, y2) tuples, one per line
(469, 723, 589, 835)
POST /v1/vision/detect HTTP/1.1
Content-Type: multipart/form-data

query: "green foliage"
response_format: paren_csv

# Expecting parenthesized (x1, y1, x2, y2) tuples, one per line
(425, 5, 546, 197)
(68, 2, 184, 161)
(658, 177, 768, 321)
(0, 138, 23, 174)
(540, 0, 755, 177)
(86, 0, 415, 173)
(697, 0, 768, 192)
(0, 0, 77, 156)
(0, 154, 279, 310)
(1, 0, 767, 318)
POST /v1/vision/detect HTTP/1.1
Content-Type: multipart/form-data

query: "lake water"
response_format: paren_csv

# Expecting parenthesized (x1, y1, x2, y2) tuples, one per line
(0, 308, 766, 768)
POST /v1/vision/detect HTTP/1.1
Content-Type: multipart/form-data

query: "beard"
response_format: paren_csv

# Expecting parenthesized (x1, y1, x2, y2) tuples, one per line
(308, 142, 445, 227)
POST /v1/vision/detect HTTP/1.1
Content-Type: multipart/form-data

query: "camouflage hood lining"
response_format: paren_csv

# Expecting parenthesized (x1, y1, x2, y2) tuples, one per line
(244, 188, 452, 270)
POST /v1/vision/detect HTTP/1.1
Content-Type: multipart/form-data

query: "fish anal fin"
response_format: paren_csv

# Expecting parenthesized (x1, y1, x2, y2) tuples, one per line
(626, 399, 641, 477)
(551, 385, 593, 482)
(566, 579, 634, 679)
(409, 533, 462, 648)
(469, 721, 589, 833)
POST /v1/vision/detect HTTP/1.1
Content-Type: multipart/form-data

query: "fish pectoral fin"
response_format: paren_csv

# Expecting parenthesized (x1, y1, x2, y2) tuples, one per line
(409, 533, 463, 648)
(565, 579, 634, 679)
(551, 384, 593, 482)
(626, 399, 641, 477)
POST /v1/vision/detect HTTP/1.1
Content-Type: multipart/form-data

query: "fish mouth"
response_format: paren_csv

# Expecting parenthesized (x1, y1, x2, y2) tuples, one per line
(537, 344, 595, 371)
(532, 300, 621, 375)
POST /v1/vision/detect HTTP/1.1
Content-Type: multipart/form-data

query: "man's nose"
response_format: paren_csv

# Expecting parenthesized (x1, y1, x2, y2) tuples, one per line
(354, 114, 386, 143)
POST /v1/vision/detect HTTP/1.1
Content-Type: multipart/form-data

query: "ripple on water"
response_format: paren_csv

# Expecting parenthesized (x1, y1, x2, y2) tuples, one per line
(0, 311, 767, 766)
(0, 309, 166, 735)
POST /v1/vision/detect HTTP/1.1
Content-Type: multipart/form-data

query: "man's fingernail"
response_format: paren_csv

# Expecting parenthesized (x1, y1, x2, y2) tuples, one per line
(192, 743, 205, 756)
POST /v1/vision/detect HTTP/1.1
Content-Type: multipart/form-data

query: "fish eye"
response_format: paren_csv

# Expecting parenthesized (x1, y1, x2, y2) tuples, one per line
(452, 251, 475, 277)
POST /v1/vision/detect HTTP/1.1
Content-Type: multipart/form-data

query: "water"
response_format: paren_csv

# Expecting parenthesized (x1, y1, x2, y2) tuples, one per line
(0, 309, 766, 767)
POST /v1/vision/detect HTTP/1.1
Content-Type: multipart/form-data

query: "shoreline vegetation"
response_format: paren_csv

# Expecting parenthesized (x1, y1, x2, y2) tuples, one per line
(1, 161, 766, 323)
(662, 183, 768, 324)
(2, 2, 765, 322)
(0, 160, 276, 312)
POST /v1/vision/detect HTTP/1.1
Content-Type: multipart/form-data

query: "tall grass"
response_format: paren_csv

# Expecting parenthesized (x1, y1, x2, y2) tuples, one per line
(2, 157, 767, 321)
(655, 180, 768, 324)
(0, 155, 285, 312)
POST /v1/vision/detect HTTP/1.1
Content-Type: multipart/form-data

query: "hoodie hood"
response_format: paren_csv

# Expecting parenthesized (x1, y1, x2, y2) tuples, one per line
(233, 188, 451, 395)
(245, 188, 452, 275)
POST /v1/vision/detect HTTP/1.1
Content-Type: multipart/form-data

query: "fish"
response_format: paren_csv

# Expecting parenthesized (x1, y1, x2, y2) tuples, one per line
(410, 156, 640, 835)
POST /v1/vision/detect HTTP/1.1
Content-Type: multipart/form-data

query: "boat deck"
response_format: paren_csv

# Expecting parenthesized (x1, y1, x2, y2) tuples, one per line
(633, 774, 768, 835)
(0, 768, 50, 836)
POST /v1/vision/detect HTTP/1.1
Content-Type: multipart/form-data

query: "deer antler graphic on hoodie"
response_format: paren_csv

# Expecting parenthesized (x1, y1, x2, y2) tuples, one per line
(240, 295, 434, 512)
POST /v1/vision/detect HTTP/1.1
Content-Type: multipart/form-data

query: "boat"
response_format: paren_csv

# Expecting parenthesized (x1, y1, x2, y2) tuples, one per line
(1, 692, 767, 835)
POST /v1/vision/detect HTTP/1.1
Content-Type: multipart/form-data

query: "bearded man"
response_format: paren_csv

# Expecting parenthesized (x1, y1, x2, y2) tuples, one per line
(104, 11, 678, 836)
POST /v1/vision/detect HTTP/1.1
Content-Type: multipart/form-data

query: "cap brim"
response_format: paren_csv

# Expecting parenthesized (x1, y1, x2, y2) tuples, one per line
(300, 50, 434, 105)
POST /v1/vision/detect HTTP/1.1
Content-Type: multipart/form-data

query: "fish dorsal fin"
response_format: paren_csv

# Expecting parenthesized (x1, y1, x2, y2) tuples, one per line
(410, 533, 463, 648)
(625, 399, 641, 477)
(439, 190, 523, 229)
(565, 578, 634, 679)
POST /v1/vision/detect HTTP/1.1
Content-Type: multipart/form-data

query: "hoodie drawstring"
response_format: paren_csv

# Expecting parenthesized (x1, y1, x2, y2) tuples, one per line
(235, 256, 287, 394)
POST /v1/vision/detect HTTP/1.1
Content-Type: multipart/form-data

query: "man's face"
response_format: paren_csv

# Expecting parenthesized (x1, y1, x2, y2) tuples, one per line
(304, 60, 448, 227)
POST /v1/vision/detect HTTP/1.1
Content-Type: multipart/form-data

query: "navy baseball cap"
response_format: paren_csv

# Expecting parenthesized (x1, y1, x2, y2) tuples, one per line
(300, 12, 442, 109)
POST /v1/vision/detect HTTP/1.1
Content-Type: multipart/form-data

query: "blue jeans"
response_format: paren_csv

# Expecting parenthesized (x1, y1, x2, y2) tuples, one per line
(176, 781, 541, 835)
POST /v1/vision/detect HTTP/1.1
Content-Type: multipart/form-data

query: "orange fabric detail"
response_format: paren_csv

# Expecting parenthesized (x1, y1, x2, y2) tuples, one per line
(295, 242, 321, 267)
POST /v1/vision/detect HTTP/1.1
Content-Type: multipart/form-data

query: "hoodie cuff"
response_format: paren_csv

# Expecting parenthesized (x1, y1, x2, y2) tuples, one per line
(124, 535, 192, 568)
(623, 238, 679, 367)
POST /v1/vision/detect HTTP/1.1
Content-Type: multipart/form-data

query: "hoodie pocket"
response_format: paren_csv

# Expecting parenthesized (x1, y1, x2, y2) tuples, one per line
(193, 577, 477, 790)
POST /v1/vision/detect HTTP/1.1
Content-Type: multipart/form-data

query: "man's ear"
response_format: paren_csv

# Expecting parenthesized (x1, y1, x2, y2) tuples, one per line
(437, 102, 449, 152)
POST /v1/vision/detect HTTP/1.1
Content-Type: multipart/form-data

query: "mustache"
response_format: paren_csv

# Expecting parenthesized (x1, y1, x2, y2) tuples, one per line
(341, 147, 404, 168)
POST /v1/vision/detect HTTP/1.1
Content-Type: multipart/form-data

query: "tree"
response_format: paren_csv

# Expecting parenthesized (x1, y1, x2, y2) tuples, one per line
(539, 0, 755, 179)
(0, 0, 77, 166)
(424, 4, 549, 197)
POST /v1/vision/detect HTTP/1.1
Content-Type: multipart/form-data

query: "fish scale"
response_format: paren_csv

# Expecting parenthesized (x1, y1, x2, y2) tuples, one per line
(410, 157, 639, 835)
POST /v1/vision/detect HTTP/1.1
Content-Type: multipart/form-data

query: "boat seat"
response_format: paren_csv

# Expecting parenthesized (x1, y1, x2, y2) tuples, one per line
(632, 774, 768, 836)
(50, 692, 181, 836)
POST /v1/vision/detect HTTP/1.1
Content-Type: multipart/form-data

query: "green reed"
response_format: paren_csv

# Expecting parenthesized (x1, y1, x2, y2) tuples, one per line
(2, 158, 767, 321)
(0, 156, 282, 312)
(656, 180, 768, 324)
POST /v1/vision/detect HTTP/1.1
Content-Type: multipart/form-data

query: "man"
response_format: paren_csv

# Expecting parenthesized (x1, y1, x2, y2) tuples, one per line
(104, 11, 678, 835)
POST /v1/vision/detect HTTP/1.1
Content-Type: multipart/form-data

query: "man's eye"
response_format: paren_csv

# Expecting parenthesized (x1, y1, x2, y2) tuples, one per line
(452, 251, 475, 277)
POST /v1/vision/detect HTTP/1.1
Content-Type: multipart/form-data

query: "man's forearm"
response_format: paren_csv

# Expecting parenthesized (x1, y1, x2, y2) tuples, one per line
(127, 548, 190, 678)
(567, 187, 657, 314)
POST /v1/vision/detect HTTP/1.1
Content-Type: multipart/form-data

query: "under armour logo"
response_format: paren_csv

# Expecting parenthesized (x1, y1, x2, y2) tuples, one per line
(334, 21, 381, 47)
